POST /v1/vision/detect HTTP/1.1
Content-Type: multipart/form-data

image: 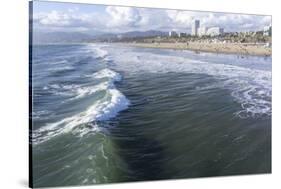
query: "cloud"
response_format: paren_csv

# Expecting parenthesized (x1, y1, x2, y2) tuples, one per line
(35, 10, 72, 26)
(33, 8, 108, 32)
(195, 13, 271, 32)
(105, 6, 141, 28)
(166, 10, 271, 32)
(33, 5, 271, 33)
(166, 10, 199, 25)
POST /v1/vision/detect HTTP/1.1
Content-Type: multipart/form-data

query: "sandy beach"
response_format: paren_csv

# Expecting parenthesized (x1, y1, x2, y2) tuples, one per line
(126, 42, 271, 56)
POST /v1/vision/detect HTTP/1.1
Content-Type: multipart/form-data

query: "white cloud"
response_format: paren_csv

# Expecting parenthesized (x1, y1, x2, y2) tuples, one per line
(33, 6, 271, 33)
(105, 6, 141, 28)
(38, 11, 71, 26)
(167, 10, 199, 25)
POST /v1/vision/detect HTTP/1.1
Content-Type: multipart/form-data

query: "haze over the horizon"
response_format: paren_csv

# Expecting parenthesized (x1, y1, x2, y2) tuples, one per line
(32, 1, 271, 34)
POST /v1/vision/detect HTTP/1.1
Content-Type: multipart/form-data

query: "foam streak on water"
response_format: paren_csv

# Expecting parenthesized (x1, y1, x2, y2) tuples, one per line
(90, 44, 109, 59)
(106, 46, 271, 118)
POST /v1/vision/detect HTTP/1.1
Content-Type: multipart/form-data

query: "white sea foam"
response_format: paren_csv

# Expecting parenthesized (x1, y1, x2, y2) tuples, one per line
(33, 69, 130, 144)
(107, 47, 271, 118)
(32, 110, 51, 120)
(43, 84, 78, 97)
(71, 69, 122, 100)
(43, 69, 122, 100)
(90, 44, 108, 59)
(92, 68, 122, 82)
(73, 83, 107, 99)
(50, 60, 68, 65)
(48, 66, 75, 72)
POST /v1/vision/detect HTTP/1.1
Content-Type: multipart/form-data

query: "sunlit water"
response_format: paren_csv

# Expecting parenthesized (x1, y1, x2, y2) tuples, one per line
(30, 44, 271, 187)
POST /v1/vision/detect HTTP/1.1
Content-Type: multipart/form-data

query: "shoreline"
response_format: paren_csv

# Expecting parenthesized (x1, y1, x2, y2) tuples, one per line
(123, 42, 271, 56)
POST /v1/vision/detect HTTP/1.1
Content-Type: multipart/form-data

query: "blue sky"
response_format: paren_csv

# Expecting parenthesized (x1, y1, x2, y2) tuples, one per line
(32, 1, 271, 33)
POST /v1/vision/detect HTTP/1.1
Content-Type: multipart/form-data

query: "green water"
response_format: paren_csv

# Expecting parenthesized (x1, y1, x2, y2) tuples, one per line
(31, 44, 271, 187)
(32, 72, 271, 187)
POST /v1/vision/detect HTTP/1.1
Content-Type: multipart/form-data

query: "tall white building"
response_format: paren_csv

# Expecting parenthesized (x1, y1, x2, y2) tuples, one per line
(206, 27, 224, 36)
(191, 20, 200, 36)
(198, 26, 207, 36)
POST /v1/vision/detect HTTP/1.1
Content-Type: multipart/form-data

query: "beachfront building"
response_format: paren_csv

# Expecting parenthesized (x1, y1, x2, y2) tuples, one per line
(169, 31, 178, 37)
(191, 20, 200, 36)
(206, 27, 224, 36)
(198, 26, 207, 36)
(263, 26, 272, 36)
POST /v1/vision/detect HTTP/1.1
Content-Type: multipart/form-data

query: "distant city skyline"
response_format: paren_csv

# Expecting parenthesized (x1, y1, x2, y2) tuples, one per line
(32, 1, 272, 34)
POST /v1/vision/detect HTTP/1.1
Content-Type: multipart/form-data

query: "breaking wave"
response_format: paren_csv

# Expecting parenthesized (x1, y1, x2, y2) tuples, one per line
(32, 69, 130, 144)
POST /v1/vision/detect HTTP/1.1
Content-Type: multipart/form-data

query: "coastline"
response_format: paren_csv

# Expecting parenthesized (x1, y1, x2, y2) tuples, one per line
(123, 42, 271, 56)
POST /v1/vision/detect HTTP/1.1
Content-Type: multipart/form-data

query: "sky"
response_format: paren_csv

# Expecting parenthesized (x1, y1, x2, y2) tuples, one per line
(32, 1, 272, 34)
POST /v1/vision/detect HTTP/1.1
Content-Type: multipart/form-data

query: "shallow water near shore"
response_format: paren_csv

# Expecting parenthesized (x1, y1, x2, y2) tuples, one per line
(31, 43, 271, 187)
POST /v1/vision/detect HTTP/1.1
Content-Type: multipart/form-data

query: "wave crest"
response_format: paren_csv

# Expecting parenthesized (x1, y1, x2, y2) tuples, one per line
(32, 69, 129, 144)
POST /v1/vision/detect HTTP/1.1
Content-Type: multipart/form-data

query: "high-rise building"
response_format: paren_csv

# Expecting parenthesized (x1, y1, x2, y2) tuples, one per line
(198, 26, 207, 36)
(191, 20, 200, 36)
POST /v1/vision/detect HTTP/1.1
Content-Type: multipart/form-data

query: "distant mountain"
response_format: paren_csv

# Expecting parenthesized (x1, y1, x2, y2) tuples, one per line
(118, 30, 168, 38)
(32, 30, 168, 44)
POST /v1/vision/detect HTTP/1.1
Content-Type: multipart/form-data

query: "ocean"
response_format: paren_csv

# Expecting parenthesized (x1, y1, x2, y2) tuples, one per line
(30, 44, 271, 187)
